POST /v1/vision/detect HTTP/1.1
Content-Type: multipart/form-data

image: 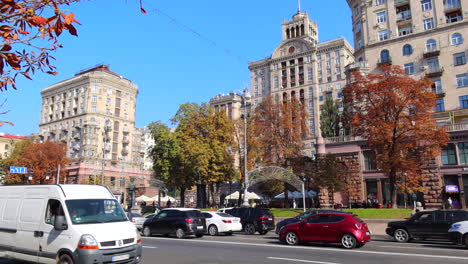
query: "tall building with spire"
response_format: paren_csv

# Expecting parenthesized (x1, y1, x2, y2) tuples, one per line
(245, 7, 354, 156)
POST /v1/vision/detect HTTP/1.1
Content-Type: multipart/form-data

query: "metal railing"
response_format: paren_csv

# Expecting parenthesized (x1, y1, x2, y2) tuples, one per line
(324, 135, 364, 144)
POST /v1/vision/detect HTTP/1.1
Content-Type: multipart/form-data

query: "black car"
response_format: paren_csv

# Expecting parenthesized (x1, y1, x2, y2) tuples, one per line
(275, 209, 352, 234)
(223, 207, 275, 235)
(386, 209, 468, 242)
(141, 208, 206, 238)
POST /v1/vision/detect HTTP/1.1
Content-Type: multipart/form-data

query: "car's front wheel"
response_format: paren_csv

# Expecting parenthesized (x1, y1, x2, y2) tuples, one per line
(142, 226, 151, 237)
(57, 253, 74, 264)
(394, 229, 410, 243)
(285, 231, 299, 245)
(341, 234, 358, 249)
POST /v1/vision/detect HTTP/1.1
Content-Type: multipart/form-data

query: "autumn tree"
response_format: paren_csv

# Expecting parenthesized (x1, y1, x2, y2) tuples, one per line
(149, 120, 196, 207)
(179, 103, 236, 207)
(313, 153, 350, 206)
(320, 96, 340, 137)
(344, 65, 449, 207)
(250, 95, 309, 207)
(2, 140, 69, 184)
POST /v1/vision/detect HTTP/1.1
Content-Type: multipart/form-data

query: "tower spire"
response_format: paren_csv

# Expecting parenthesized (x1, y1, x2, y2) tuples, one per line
(298, 0, 301, 13)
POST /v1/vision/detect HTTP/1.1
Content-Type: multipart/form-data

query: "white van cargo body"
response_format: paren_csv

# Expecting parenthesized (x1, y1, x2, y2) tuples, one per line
(0, 184, 142, 264)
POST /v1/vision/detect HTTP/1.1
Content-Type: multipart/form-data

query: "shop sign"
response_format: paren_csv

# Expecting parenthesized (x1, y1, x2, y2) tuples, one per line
(445, 185, 459, 193)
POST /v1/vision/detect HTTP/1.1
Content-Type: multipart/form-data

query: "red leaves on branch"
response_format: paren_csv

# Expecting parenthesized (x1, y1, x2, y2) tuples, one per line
(0, 0, 81, 91)
(344, 65, 449, 205)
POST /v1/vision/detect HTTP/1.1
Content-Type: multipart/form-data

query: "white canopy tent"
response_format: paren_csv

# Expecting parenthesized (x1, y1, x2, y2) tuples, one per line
(135, 195, 154, 203)
(274, 190, 317, 199)
(224, 191, 261, 200)
(151, 195, 177, 202)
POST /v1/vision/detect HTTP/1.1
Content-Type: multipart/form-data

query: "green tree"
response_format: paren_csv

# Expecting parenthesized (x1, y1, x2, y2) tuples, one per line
(320, 96, 340, 137)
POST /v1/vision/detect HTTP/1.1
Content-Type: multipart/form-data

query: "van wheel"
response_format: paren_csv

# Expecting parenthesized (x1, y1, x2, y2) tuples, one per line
(176, 228, 185, 239)
(57, 253, 74, 264)
(208, 225, 218, 236)
(394, 229, 410, 243)
(142, 226, 151, 237)
(244, 223, 255, 235)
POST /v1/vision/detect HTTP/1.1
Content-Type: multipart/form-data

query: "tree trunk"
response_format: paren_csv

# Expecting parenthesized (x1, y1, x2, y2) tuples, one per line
(196, 184, 207, 208)
(390, 173, 398, 208)
(179, 187, 185, 207)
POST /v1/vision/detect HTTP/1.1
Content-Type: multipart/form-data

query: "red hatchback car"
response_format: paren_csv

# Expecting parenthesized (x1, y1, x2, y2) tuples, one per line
(279, 213, 371, 249)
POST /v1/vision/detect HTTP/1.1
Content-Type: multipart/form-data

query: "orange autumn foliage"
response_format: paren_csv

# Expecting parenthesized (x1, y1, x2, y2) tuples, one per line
(344, 65, 448, 206)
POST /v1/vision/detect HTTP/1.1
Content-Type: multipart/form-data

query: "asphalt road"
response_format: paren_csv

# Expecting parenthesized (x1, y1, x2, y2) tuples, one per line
(1, 234, 468, 264)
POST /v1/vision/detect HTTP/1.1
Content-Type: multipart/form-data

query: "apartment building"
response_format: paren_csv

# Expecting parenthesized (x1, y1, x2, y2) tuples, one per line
(212, 8, 354, 158)
(38, 64, 151, 191)
(0, 133, 27, 159)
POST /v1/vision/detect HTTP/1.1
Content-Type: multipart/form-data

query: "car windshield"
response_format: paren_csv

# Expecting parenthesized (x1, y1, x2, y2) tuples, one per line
(217, 212, 233, 217)
(66, 199, 127, 225)
(186, 210, 203, 218)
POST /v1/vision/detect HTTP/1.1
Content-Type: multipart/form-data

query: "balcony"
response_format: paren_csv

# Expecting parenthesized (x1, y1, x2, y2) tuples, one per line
(396, 11, 412, 24)
(345, 61, 369, 73)
(121, 148, 129, 156)
(445, 0, 461, 12)
(324, 135, 365, 144)
(432, 87, 445, 97)
(445, 123, 468, 132)
(72, 130, 81, 139)
(423, 48, 440, 58)
(71, 143, 81, 150)
(123, 126, 130, 134)
(394, 0, 410, 6)
(122, 137, 130, 144)
(426, 66, 444, 78)
(377, 58, 392, 66)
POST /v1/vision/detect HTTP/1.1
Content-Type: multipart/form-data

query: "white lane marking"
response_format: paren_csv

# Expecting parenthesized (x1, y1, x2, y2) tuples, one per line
(268, 257, 339, 264)
(142, 237, 468, 260)
(143, 246, 158, 249)
(379, 245, 461, 251)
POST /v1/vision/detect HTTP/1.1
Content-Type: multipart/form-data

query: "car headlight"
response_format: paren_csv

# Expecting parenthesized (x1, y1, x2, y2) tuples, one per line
(451, 224, 461, 229)
(77, 234, 99, 250)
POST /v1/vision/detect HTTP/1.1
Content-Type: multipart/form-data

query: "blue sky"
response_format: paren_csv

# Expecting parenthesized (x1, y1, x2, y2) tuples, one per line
(1, 0, 352, 135)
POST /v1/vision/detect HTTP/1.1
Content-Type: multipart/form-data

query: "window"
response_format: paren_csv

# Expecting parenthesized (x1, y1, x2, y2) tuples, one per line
(274, 76, 279, 88)
(106, 98, 111, 104)
(459, 142, 468, 165)
(432, 78, 442, 93)
(457, 74, 468, 88)
(326, 52, 330, 59)
(337, 74, 342, 80)
(453, 52, 466, 66)
(459, 95, 468, 108)
(377, 12, 387, 23)
(451, 33, 463, 45)
(379, 30, 389, 41)
(446, 12, 463, 24)
(375, 0, 385, 5)
(364, 151, 377, 171)
(435, 98, 445, 112)
(415, 212, 434, 223)
(92, 85, 98, 91)
(45, 199, 65, 225)
(421, 0, 432, 11)
(402, 44, 413, 55)
(380, 50, 390, 63)
(357, 39, 363, 49)
(337, 92, 343, 98)
(307, 68, 313, 81)
(441, 143, 457, 165)
(427, 57, 439, 71)
(91, 106, 97, 112)
(107, 88, 113, 94)
(319, 96, 324, 101)
(404, 63, 414, 74)
(92, 95, 97, 102)
(426, 39, 437, 51)
(327, 76, 332, 82)
(326, 61, 331, 67)
(335, 50, 340, 57)
(335, 58, 341, 65)
(423, 18, 435, 30)
(326, 68, 331, 75)
(398, 26, 413, 36)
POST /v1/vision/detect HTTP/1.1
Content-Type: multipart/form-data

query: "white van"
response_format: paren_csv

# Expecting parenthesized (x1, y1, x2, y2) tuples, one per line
(448, 219, 468, 248)
(0, 184, 142, 263)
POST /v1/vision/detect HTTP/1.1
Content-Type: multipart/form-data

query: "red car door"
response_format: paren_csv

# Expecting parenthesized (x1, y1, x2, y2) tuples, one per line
(301, 214, 331, 242)
(324, 215, 346, 242)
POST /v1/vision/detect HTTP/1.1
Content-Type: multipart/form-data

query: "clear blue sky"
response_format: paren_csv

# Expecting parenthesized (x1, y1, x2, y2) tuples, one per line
(1, 0, 352, 136)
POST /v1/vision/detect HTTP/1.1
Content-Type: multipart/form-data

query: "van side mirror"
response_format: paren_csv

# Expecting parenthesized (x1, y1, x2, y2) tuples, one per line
(54, 216, 68, 231)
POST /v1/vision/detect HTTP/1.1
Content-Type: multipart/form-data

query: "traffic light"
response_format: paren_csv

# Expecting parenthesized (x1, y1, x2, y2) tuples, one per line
(45, 168, 50, 180)
(28, 169, 33, 181)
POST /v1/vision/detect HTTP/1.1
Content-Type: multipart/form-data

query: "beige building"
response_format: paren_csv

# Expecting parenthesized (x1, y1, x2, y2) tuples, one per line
(0, 133, 27, 159)
(346, 0, 467, 125)
(38, 64, 151, 192)
(246, 9, 354, 156)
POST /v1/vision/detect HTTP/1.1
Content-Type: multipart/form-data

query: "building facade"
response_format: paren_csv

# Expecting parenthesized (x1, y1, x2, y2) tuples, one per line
(0, 133, 27, 159)
(326, 0, 468, 208)
(38, 64, 152, 193)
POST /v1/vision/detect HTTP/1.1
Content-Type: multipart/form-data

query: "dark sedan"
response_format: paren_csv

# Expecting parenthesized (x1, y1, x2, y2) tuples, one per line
(275, 209, 352, 234)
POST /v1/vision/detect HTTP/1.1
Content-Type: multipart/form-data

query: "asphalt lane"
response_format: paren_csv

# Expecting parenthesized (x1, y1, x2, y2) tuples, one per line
(1, 234, 468, 263)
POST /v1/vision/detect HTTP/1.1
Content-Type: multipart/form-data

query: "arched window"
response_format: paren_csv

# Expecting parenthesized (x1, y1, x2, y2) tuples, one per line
(301, 24, 305, 36)
(291, 27, 295, 38)
(291, 90, 296, 101)
(380, 50, 390, 63)
(451, 33, 463, 45)
(426, 39, 437, 51)
(283, 92, 288, 104)
(286, 28, 290, 39)
(402, 44, 413, 55)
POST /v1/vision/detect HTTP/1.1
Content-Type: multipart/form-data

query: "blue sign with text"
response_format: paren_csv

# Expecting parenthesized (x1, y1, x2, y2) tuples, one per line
(9, 166, 28, 174)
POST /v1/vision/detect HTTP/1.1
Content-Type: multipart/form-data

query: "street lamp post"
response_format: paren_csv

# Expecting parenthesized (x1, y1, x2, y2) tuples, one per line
(101, 119, 112, 185)
(241, 88, 251, 207)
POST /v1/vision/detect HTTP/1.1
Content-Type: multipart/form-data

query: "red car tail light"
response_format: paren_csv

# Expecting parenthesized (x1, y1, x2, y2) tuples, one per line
(259, 216, 268, 220)
(185, 218, 193, 223)
(223, 220, 232, 223)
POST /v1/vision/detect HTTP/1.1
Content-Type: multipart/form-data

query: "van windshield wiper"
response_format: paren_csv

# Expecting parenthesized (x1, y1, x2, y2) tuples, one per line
(104, 219, 127, 223)
(78, 220, 105, 224)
